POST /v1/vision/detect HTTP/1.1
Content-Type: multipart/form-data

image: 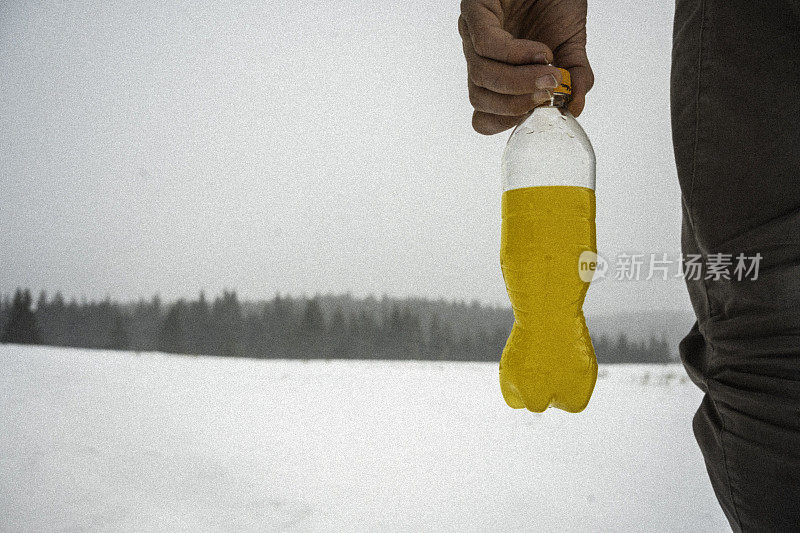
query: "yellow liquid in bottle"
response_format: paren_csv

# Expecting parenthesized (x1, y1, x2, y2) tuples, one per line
(499, 185, 598, 413)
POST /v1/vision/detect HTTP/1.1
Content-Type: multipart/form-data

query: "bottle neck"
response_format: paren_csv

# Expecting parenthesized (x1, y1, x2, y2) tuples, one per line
(548, 93, 570, 108)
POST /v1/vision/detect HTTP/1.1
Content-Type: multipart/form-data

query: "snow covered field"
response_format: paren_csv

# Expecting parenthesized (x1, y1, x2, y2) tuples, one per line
(1, 345, 728, 532)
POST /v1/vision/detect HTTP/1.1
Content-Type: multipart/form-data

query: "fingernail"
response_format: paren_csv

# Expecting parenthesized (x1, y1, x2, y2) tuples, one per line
(532, 90, 550, 103)
(535, 74, 559, 90)
(533, 53, 548, 63)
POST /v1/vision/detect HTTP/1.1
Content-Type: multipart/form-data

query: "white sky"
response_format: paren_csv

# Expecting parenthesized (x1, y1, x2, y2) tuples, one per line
(0, 0, 692, 313)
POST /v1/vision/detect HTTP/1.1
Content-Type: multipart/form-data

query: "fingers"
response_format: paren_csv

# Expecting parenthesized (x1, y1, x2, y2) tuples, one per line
(458, 0, 573, 134)
(472, 111, 525, 136)
(463, 35, 560, 133)
(459, 0, 553, 65)
(460, 16, 560, 134)
(553, 37, 594, 117)
(565, 65, 593, 117)
(465, 46, 563, 95)
(469, 81, 553, 116)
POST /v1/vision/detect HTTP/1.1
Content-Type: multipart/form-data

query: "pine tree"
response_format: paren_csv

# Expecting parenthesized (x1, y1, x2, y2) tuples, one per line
(270, 293, 297, 357)
(301, 297, 325, 334)
(109, 311, 130, 350)
(349, 308, 377, 359)
(212, 291, 243, 357)
(36, 291, 47, 314)
(187, 291, 212, 355)
(615, 332, 631, 363)
(158, 301, 186, 354)
(1, 289, 40, 344)
(381, 304, 404, 358)
(646, 334, 672, 363)
(0, 295, 8, 336)
(299, 296, 325, 357)
(327, 306, 349, 358)
(427, 312, 445, 360)
(401, 307, 423, 359)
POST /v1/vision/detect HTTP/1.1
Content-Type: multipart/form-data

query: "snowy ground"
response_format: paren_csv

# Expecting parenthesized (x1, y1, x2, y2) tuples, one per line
(1, 345, 728, 532)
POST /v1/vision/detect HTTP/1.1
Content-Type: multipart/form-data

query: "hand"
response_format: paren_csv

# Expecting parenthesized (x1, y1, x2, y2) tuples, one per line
(458, 0, 593, 135)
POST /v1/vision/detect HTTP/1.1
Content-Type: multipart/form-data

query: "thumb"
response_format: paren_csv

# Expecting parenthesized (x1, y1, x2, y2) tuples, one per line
(553, 37, 594, 117)
(566, 64, 593, 117)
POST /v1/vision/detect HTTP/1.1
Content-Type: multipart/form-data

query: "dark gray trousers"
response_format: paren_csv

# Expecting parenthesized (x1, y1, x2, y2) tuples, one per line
(671, 1, 800, 531)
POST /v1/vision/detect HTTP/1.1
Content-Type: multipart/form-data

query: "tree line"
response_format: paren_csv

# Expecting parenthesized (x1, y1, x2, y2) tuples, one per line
(0, 288, 672, 364)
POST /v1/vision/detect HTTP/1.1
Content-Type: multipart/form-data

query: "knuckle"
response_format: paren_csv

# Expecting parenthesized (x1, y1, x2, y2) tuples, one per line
(467, 87, 480, 108)
(489, 74, 506, 93)
(468, 61, 487, 86)
(460, 0, 482, 17)
(485, 69, 502, 91)
(471, 35, 486, 56)
(510, 96, 533, 115)
(475, 64, 504, 91)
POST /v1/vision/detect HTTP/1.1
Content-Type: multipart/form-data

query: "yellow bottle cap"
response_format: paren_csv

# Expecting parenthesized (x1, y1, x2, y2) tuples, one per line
(554, 67, 571, 96)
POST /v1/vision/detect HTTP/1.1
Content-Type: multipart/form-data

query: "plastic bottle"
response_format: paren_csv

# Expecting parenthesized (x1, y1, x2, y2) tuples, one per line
(498, 67, 598, 413)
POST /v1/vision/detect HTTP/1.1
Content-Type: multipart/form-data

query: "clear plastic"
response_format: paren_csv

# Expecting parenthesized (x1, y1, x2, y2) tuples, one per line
(501, 104, 596, 191)
(497, 99, 599, 413)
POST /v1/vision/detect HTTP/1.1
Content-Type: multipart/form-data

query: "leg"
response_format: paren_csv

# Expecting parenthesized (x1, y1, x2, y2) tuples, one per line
(672, 1, 800, 531)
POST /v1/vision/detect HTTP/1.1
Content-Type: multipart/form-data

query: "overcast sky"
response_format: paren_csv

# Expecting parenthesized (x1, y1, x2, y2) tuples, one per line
(0, 0, 691, 314)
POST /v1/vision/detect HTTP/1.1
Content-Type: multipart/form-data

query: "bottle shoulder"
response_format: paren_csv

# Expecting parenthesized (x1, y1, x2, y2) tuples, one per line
(501, 107, 595, 191)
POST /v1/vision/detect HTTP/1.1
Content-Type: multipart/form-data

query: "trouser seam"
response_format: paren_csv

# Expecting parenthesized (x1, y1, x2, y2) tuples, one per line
(708, 378, 744, 532)
(688, 1, 743, 530)
(685, 0, 716, 320)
